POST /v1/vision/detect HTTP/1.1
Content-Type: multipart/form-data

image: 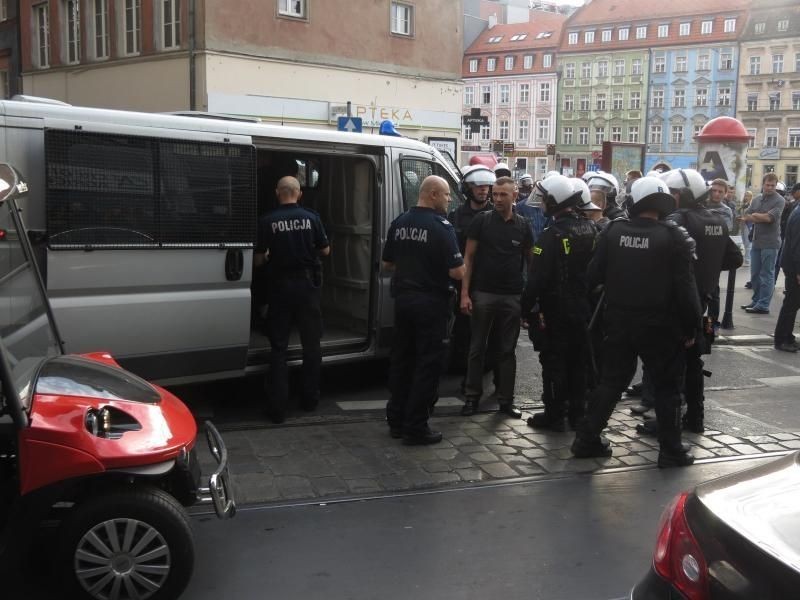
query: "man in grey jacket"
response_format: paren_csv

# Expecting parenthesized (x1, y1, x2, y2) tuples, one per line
(741, 173, 785, 314)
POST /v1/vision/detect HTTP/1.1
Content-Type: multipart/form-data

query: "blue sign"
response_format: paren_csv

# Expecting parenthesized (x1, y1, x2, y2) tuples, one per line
(587, 164, 600, 172)
(337, 116, 363, 133)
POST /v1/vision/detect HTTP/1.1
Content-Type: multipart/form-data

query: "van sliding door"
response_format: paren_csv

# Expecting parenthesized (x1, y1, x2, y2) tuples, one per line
(44, 129, 256, 383)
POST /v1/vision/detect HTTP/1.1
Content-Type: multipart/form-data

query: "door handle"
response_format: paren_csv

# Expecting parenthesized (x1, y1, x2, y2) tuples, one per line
(225, 249, 244, 281)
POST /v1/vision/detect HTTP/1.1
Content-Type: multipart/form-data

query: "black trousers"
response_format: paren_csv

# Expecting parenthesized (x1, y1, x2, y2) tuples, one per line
(265, 278, 323, 416)
(578, 314, 687, 451)
(539, 316, 589, 425)
(387, 292, 450, 435)
(774, 272, 800, 345)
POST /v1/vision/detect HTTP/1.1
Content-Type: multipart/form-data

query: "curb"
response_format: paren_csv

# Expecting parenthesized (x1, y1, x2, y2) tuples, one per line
(716, 334, 773, 346)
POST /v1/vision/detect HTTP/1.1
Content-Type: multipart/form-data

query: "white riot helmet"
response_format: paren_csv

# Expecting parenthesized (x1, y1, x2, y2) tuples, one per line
(586, 171, 619, 195)
(519, 173, 534, 185)
(776, 181, 787, 193)
(462, 165, 497, 187)
(570, 177, 592, 208)
(544, 170, 562, 179)
(629, 176, 676, 217)
(535, 173, 583, 215)
(494, 163, 512, 178)
(659, 168, 709, 207)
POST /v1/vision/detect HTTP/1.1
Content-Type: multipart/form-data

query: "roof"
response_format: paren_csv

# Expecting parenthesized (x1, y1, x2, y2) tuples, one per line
(464, 12, 567, 55)
(566, 0, 752, 28)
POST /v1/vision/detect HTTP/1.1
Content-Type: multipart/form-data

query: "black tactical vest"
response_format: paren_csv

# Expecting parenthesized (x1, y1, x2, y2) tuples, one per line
(549, 215, 597, 305)
(670, 208, 728, 297)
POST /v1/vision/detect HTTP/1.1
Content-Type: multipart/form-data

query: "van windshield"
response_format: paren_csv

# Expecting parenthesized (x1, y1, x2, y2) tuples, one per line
(0, 200, 62, 407)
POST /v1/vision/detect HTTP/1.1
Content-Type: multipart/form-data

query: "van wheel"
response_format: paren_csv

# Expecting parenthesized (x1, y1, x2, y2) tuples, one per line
(56, 487, 195, 600)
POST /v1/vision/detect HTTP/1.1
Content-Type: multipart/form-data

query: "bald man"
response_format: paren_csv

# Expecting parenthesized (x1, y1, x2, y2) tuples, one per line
(256, 175, 330, 423)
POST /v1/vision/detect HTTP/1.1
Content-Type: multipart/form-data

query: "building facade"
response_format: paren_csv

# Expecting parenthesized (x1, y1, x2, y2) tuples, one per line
(737, 1, 800, 188)
(19, 0, 463, 142)
(0, 0, 21, 99)
(461, 13, 565, 177)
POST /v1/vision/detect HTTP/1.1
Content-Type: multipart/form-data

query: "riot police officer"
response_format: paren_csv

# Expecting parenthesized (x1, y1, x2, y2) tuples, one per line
(256, 176, 330, 423)
(383, 176, 465, 445)
(522, 174, 597, 431)
(571, 176, 702, 468)
(586, 171, 627, 221)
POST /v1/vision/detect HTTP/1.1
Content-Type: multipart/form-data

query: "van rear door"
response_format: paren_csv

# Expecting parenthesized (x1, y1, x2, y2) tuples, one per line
(43, 126, 256, 383)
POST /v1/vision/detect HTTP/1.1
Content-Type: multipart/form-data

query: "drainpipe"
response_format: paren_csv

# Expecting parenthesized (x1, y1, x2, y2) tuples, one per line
(189, 0, 196, 110)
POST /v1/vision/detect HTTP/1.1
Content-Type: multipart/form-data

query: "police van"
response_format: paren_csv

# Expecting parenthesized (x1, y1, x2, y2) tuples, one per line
(0, 97, 461, 384)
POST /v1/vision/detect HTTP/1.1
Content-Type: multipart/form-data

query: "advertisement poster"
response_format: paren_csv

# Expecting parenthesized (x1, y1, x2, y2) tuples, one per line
(601, 142, 645, 188)
(697, 141, 748, 206)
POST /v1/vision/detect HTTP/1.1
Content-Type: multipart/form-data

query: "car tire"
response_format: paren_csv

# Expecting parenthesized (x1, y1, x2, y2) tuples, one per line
(56, 486, 195, 600)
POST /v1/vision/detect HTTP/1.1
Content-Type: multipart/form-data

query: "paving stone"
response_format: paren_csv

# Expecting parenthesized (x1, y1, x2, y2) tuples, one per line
(427, 471, 461, 485)
(771, 433, 800, 441)
(711, 447, 740, 457)
(469, 451, 500, 464)
(266, 455, 334, 478)
(618, 441, 653, 453)
(504, 438, 535, 449)
(455, 467, 490, 482)
(688, 447, 716, 459)
(745, 435, 781, 444)
(344, 478, 383, 494)
(400, 468, 435, 487)
(376, 472, 411, 491)
(521, 447, 549, 459)
(275, 475, 315, 499)
(480, 462, 519, 478)
(639, 450, 660, 462)
(448, 436, 475, 447)
(711, 434, 743, 445)
(447, 455, 475, 470)
(532, 458, 587, 473)
(496, 430, 521, 440)
(469, 434, 505, 445)
(618, 454, 651, 466)
(727, 444, 763, 455)
(232, 472, 280, 504)
(538, 440, 572, 450)
(689, 435, 724, 449)
(703, 430, 722, 436)
(779, 440, 800, 449)
(433, 448, 460, 461)
(311, 476, 349, 497)
(485, 444, 518, 455)
(551, 447, 575, 460)
(604, 433, 633, 444)
(757, 443, 787, 452)
(513, 464, 547, 476)
(522, 432, 562, 444)
(458, 444, 490, 455)
(421, 460, 451, 473)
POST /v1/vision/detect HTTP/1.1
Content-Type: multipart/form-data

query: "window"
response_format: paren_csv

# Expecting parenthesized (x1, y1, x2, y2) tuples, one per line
(162, 0, 181, 49)
(754, 22, 765, 34)
(611, 126, 622, 142)
(631, 58, 642, 75)
(597, 61, 608, 77)
(499, 84, 510, 104)
(654, 56, 665, 73)
(595, 127, 605, 145)
(789, 128, 800, 148)
(614, 59, 625, 76)
(464, 87, 474, 106)
(510, 33, 527, 41)
(769, 93, 780, 111)
(581, 62, 591, 78)
(701, 20, 712, 34)
(537, 119, 550, 142)
(613, 92, 623, 110)
(636, 26, 647, 39)
(747, 128, 756, 148)
(518, 119, 529, 141)
(463, 124, 471, 140)
(579, 127, 589, 145)
(749, 56, 761, 75)
(601, 29, 612, 42)
(535, 32, 551, 40)
(596, 93, 606, 110)
(499, 120, 509, 141)
(796, 53, 800, 73)
(679, 22, 690, 36)
(628, 126, 639, 143)
(650, 125, 662, 144)
(539, 82, 551, 102)
(505, 56, 514, 71)
(562, 127, 573, 145)
(765, 128, 778, 147)
(93, 0, 110, 59)
(481, 85, 491, 104)
(724, 18, 736, 33)
(773, 54, 784, 74)
(34, 3, 50, 67)
(543, 54, 552, 68)
(563, 94, 574, 112)
(523, 55, 533, 69)
(673, 89, 685, 108)
(787, 165, 798, 187)
(0, 70, 8, 99)
(675, 56, 687, 72)
(658, 24, 668, 38)
(124, 0, 141, 55)
(585, 31, 595, 44)
(747, 93, 757, 111)
(777, 19, 789, 32)
(565, 62, 575, 78)
(469, 59, 478, 73)
(697, 54, 710, 71)
(487, 36, 503, 43)
(480, 124, 490, 141)
(64, 0, 80, 63)
(720, 51, 732, 70)
(279, 0, 306, 18)
(793, 91, 800, 110)
(618, 27, 629, 41)
(0, 1, 6, 21)
(718, 86, 731, 106)
(579, 94, 589, 111)
(519, 84, 529, 103)
(671, 125, 684, 144)
(390, 2, 413, 35)
(487, 58, 496, 72)
(696, 88, 708, 107)
(630, 91, 641, 109)
(652, 89, 664, 108)
(568, 32, 578, 45)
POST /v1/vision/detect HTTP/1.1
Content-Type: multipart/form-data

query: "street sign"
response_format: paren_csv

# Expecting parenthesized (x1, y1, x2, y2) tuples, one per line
(337, 116, 363, 133)
(462, 108, 489, 134)
(503, 142, 515, 153)
(587, 164, 600, 172)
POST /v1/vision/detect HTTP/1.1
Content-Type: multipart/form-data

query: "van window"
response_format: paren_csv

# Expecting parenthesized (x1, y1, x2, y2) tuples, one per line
(45, 130, 256, 248)
(399, 158, 461, 213)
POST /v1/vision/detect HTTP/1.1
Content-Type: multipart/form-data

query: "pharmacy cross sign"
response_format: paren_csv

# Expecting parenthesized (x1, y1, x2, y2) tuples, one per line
(462, 108, 489, 134)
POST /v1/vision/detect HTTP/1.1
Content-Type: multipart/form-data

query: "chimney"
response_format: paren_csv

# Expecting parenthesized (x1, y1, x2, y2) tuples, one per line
(488, 13, 497, 28)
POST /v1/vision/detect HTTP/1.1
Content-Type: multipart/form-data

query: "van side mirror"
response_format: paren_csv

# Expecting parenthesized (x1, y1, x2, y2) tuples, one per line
(0, 164, 26, 205)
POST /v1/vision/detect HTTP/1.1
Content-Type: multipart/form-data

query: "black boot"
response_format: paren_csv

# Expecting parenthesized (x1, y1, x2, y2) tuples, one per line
(527, 412, 567, 432)
(682, 414, 704, 434)
(571, 435, 613, 458)
(461, 396, 479, 416)
(658, 445, 695, 468)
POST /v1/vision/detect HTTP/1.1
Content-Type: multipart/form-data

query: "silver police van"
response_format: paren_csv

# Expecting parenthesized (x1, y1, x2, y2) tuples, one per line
(0, 97, 461, 384)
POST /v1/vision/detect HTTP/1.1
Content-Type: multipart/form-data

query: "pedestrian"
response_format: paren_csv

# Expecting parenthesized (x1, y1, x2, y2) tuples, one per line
(571, 176, 702, 468)
(256, 176, 330, 423)
(460, 176, 533, 418)
(708, 179, 734, 230)
(741, 190, 753, 267)
(522, 174, 597, 431)
(775, 182, 800, 283)
(383, 176, 465, 444)
(774, 186, 800, 352)
(740, 173, 785, 314)
(724, 184, 739, 234)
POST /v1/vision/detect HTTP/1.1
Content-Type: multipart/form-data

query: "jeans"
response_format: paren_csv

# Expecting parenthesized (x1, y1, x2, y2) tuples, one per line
(750, 247, 779, 311)
(774, 273, 800, 345)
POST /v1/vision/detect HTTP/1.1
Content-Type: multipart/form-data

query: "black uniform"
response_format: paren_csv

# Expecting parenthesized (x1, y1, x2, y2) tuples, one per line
(383, 207, 463, 437)
(575, 217, 702, 458)
(521, 212, 597, 428)
(257, 203, 329, 421)
(667, 207, 731, 429)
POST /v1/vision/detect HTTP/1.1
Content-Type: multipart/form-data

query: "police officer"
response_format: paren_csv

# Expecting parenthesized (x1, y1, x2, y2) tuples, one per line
(571, 176, 702, 468)
(522, 174, 597, 431)
(383, 176, 465, 445)
(586, 171, 627, 221)
(256, 176, 330, 423)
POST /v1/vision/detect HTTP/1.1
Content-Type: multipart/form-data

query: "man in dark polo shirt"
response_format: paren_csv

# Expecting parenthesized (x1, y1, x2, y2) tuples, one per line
(460, 176, 533, 417)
